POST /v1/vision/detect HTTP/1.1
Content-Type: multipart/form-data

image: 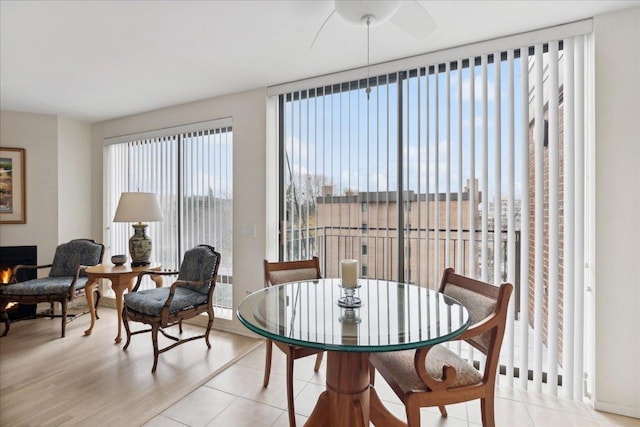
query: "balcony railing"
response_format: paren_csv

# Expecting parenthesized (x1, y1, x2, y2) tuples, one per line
(285, 226, 522, 315)
(283, 225, 560, 383)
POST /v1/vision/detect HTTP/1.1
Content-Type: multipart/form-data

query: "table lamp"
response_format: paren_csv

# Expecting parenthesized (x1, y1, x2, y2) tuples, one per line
(113, 192, 163, 266)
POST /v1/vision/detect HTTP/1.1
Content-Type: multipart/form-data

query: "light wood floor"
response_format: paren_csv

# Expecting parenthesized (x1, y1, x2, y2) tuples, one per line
(0, 306, 260, 427)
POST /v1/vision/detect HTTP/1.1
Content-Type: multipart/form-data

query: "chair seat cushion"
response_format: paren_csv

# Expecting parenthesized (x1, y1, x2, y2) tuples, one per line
(124, 287, 208, 317)
(0, 276, 87, 296)
(371, 344, 482, 393)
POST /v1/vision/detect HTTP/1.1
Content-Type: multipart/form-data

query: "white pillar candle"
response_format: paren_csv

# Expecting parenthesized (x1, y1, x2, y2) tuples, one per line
(341, 259, 358, 288)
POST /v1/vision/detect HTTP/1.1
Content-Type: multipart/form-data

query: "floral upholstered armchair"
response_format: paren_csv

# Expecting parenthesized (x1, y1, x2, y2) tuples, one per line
(0, 239, 104, 337)
(122, 244, 221, 373)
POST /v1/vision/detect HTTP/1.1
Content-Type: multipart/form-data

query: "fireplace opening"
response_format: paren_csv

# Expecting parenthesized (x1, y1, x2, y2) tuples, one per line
(0, 246, 38, 320)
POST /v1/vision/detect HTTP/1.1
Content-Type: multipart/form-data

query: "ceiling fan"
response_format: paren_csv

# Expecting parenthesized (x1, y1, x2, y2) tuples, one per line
(311, 0, 436, 49)
(311, 1, 436, 99)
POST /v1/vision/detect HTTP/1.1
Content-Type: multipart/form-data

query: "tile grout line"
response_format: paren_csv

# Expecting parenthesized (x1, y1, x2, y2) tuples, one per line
(143, 339, 263, 426)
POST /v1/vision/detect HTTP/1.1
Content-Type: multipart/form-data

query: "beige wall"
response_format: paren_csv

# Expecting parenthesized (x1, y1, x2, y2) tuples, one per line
(0, 111, 61, 270)
(593, 7, 640, 418)
(58, 117, 92, 243)
(90, 88, 267, 334)
(0, 111, 94, 272)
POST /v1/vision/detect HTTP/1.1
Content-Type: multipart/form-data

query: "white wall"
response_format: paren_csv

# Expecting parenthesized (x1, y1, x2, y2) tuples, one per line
(593, 7, 640, 418)
(0, 110, 60, 269)
(90, 88, 267, 333)
(58, 118, 92, 243)
(0, 111, 94, 271)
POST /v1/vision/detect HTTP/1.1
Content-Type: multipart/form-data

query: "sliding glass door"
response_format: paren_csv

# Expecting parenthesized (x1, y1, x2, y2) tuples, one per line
(104, 122, 233, 319)
(278, 35, 590, 399)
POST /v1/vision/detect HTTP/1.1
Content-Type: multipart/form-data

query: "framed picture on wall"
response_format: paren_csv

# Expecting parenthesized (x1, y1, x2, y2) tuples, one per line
(0, 147, 26, 224)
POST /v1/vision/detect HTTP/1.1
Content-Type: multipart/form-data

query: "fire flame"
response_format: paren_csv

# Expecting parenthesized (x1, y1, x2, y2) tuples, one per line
(1, 268, 18, 310)
(0, 267, 11, 284)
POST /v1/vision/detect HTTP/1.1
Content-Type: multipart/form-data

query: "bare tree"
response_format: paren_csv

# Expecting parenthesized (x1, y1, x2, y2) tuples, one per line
(287, 173, 335, 213)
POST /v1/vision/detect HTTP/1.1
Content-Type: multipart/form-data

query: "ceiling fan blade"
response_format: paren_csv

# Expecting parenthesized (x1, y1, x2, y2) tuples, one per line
(310, 9, 337, 49)
(389, 1, 436, 39)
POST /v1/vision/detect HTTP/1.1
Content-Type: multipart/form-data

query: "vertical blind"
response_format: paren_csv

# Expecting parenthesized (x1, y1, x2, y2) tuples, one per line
(276, 34, 590, 399)
(104, 121, 233, 319)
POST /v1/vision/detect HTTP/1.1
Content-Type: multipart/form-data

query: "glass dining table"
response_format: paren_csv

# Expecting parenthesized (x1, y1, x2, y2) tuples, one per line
(237, 278, 470, 427)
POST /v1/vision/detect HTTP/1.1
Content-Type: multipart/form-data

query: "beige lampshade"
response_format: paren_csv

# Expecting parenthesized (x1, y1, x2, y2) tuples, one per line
(113, 192, 163, 223)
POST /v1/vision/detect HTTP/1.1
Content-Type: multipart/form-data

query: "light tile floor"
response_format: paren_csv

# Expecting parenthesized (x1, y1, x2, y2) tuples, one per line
(145, 345, 640, 427)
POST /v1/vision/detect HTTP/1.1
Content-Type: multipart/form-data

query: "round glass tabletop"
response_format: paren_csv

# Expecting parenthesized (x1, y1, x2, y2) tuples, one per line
(237, 278, 470, 352)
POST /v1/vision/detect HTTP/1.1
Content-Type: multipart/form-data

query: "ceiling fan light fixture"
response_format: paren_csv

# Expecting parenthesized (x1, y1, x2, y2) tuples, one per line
(361, 14, 375, 27)
(335, 0, 401, 27)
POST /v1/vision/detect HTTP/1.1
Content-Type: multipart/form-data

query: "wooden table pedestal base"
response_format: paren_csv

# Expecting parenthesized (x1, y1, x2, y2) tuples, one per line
(305, 351, 405, 427)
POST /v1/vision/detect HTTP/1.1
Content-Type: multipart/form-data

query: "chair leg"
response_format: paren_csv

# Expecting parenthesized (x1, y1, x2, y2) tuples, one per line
(438, 405, 448, 417)
(406, 402, 421, 427)
(480, 395, 495, 427)
(263, 339, 273, 387)
(204, 313, 213, 349)
(0, 303, 10, 337)
(179, 319, 183, 334)
(60, 300, 68, 338)
(313, 352, 323, 371)
(151, 324, 160, 373)
(286, 353, 296, 427)
(122, 306, 132, 350)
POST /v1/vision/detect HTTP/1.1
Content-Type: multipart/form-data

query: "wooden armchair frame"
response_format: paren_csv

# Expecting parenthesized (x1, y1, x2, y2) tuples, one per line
(263, 257, 324, 427)
(370, 268, 513, 427)
(122, 245, 221, 373)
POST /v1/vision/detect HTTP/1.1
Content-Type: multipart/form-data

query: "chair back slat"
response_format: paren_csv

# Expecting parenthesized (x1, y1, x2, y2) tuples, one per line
(443, 283, 497, 351)
(439, 267, 513, 378)
(264, 257, 321, 287)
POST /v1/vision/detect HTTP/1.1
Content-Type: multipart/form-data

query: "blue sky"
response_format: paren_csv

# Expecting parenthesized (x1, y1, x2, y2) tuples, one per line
(285, 56, 526, 203)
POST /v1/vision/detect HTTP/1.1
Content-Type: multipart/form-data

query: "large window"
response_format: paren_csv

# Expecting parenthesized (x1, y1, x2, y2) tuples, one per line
(104, 120, 233, 319)
(276, 29, 591, 400)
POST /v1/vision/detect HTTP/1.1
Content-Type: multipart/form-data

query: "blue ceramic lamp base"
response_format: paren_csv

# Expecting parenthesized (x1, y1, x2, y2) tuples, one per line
(129, 223, 152, 267)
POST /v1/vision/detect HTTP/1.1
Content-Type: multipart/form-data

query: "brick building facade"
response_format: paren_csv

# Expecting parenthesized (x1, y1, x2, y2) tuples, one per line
(527, 89, 565, 365)
(315, 184, 480, 287)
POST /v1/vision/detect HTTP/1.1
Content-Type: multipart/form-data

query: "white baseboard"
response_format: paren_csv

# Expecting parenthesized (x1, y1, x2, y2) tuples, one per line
(184, 313, 261, 338)
(213, 323, 262, 339)
(594, 400, 640, 419)
(99, 298, 117, 309)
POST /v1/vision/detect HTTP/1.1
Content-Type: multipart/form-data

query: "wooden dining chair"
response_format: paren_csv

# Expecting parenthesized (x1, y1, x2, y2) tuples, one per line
(263, 257, 324, 427)
(369, 268, 513, 427)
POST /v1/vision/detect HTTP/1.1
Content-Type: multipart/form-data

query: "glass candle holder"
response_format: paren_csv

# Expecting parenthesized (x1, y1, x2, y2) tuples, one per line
(338, 283, 362, 308)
